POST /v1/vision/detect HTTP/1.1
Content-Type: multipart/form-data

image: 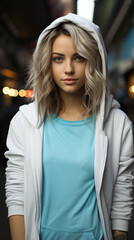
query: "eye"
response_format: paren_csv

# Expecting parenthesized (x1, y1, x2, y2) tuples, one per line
(75, 55, 85, 62)
(52, 56, 63, 63)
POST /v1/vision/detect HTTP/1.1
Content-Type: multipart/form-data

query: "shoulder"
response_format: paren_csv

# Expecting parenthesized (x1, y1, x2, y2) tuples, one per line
(105, 107, 133, 137)
(19, 101, 36, 113)
(105, 96, 132, 127)
(11, 102, 38, 128)
(110, 107, 132, 125)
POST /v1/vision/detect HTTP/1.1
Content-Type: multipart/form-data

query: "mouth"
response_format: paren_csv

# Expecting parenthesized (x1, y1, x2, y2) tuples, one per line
(62, 78, 78, 84)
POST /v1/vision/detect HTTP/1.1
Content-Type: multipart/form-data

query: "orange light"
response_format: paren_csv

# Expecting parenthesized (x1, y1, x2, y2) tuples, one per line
(25, 90, 33, 98)
(2, 69, 18, 79)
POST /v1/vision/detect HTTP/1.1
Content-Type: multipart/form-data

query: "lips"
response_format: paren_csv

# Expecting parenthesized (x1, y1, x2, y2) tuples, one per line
(62, 78, 78, 84)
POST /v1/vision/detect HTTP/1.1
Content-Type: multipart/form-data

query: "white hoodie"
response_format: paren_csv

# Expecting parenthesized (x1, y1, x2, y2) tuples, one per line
(5, 13, 134, 240)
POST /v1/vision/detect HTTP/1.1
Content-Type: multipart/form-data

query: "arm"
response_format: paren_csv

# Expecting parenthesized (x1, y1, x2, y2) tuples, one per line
(9, 215, 25, 240)
(111, 121, 134, 233)
(5, 112, 25, 238)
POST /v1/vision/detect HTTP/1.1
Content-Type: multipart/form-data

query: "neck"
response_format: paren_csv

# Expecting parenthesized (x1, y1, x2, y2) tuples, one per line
(58, 88, 87, 120)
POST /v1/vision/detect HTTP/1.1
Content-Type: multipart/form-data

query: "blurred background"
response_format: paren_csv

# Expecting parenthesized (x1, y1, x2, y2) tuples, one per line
(0, 0, 134, 239)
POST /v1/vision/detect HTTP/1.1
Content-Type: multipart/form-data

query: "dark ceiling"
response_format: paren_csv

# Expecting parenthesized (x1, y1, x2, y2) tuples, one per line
(0, 0, 68, 42)
(0, 0, 74, 71)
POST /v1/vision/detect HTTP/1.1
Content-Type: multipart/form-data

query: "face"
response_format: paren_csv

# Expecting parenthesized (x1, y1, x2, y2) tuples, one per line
(51, 34, 87, 96)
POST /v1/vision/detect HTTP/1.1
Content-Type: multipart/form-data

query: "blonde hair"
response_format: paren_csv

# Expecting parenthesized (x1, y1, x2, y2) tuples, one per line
(27, 22, 108, 123)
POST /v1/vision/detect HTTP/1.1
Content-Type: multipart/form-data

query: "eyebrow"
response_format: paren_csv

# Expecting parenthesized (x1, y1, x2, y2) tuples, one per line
(52, 53, 64, 56)
(52, 52, 79, 56)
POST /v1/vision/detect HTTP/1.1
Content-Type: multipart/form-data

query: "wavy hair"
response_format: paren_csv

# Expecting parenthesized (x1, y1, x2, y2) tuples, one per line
(27, 22, 108, 123)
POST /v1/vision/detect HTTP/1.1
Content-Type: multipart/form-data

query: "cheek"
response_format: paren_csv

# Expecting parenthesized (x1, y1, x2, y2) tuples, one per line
(51, 64, 60, 78)
(79, 66, 86, 79)
(77, 62, 86, 73)
(51, 69, 60, 84)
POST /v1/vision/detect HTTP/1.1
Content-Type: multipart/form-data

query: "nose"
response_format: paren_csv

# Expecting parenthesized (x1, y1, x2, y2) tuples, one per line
(64, 60, 74, 75)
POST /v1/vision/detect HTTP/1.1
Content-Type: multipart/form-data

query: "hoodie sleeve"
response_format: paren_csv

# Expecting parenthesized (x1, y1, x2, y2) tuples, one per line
(5, 112, 25, 217)
(111, 121, 134, 231)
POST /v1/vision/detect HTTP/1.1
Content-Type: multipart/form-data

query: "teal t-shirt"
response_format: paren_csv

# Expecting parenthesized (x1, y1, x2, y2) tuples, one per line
(40, 115, 103, 240)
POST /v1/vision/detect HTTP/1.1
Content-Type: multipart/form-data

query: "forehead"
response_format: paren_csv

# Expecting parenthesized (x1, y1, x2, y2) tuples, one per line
(52, 34, 76, 53)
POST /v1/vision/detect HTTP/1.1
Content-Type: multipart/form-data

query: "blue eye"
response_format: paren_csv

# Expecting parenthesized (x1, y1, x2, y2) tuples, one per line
(52, 57, 63, 62)
(75, 55, 85, 62)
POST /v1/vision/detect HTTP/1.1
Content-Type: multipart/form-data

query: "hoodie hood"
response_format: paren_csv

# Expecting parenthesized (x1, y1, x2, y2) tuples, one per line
(20, 13, 119, 129)
(37, 13, 108, 79)
(37, 13, 108, 130)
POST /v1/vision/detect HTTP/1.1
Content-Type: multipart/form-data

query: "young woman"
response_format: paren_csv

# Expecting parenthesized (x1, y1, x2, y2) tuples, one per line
(5, 13, 134, 240)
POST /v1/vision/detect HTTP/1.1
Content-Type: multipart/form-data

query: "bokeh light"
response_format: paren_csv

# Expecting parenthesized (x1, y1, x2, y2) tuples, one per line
(8, 88, 16, 97)
(2, 86, 10, 95)
(19, 89, 26, 97)
(129, 85, 134, 93)
(2, 86, 33, 98)
(25, 89, 33, 98)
